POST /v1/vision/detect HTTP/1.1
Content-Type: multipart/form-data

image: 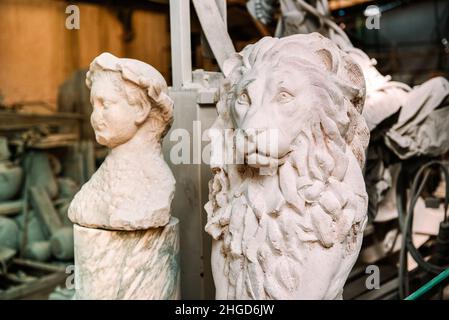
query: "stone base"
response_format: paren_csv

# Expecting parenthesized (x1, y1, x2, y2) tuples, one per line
(73, 217, 180, 299)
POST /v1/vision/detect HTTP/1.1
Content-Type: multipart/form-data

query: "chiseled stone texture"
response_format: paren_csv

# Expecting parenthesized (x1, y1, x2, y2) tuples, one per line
(68, 147, 175, 230)
(73, 217, 180, 300)
(205, 33, 370, 299)
(68, 52, 175, 230)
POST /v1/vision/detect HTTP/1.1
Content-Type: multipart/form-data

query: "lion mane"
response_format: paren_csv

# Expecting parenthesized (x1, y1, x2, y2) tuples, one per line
(205, 33, 370, 299)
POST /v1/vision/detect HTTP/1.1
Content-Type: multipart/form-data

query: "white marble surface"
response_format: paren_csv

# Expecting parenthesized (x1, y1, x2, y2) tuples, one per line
(68, 52, 175, 230)
(205, 33, 370, 299)
(73, 217, 180, 300)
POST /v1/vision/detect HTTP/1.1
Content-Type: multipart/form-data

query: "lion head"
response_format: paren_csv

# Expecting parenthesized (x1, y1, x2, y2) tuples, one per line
(205, 33, 370, 300)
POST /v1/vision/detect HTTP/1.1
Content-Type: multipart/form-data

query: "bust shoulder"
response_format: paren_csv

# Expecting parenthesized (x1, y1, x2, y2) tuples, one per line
(68, 151, 175, 230)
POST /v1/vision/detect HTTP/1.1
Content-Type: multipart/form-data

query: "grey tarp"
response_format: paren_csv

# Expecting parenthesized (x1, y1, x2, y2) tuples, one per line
(385, 77, 449, 159)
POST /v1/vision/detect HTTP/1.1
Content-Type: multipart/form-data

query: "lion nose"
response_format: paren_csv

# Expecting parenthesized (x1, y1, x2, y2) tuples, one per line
(245, 128, 268, 143)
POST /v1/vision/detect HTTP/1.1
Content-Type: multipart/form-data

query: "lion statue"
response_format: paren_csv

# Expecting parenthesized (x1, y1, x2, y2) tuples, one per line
(204, 33, 370, 299)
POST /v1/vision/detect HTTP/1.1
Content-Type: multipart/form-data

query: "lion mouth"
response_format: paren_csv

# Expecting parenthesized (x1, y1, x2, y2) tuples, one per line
(244, 150, 288, 168)
(234, 130, 289, 168)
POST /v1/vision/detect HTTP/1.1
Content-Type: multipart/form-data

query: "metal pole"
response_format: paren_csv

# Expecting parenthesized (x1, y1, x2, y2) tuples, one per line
(169, 0, 192, 89)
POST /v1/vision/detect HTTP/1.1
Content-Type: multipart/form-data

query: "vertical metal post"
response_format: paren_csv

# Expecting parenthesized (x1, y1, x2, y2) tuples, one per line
(165, 0, 230, 299)
(215, 0, 227, 28)
(170, 0, 192, 89)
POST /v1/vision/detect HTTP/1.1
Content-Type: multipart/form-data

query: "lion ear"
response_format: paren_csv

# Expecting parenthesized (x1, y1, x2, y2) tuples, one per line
(341, 56, 364, 92)
(315, 48, 336, 73)
(223, 53, 243, 77)
(340, 55, 366, 113)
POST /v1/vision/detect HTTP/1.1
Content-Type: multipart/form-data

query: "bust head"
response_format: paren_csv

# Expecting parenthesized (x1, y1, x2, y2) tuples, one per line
(86, 52, 173, 149)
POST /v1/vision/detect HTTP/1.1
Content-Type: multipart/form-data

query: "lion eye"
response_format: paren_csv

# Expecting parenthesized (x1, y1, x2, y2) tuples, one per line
(237, 92, 251, 105)
(276, 91, 294, 104)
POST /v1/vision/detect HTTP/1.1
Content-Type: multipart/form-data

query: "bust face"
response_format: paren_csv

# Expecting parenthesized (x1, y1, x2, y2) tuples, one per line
(89, 73, 140, 149)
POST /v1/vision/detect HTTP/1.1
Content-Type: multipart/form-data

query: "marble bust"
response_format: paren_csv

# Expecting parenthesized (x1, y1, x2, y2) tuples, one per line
(205, 33, 370, 299)
(69, 52, 175, 230)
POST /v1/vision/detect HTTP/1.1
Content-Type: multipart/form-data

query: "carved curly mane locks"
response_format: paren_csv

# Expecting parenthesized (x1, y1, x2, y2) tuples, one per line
(205, 33, 370, 300)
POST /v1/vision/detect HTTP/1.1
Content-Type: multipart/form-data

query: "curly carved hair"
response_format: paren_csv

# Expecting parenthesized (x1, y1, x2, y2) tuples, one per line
(222, 32, 369, 168)
(205, 33, 370, 299)
(86, 52, 174, 140)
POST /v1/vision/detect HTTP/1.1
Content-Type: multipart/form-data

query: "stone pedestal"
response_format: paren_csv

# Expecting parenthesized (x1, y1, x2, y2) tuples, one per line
(73, 217, 180, 300)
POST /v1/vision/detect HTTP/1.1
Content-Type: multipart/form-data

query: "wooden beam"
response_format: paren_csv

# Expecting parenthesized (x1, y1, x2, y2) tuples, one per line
(13, 258, 67, 273)
(0, 270, 67, 300)
(192, 0, 236, 72)
(0, 111, 83, 131)
(29, 187, 63, 237)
